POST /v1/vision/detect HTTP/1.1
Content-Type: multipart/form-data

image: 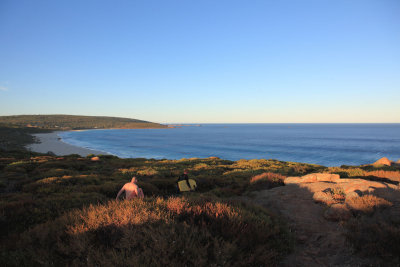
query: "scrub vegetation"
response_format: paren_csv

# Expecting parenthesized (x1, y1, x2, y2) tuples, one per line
(0, 115, 167, 130)
(1, 126, 400, 265)
(0, 152, 302, 266)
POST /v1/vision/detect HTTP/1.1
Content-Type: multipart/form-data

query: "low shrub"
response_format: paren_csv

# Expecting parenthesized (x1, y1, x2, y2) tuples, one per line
(345, 216, 400, 264)
(150, 179, 177, 195)
(11, 197, 292, 266)
(137, 168, 159, 176)
(248, 172, 286, 191)
(345, 195, 392, 214)
(193, 163, 209, 170)
(137, 181, 160, 196)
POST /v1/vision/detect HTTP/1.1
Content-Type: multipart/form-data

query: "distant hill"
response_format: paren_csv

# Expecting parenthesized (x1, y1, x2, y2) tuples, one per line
(0, 115, 167, 130)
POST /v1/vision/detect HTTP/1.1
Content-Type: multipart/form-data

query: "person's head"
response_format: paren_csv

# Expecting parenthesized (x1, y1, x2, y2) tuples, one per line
(131, 177, 137, 183)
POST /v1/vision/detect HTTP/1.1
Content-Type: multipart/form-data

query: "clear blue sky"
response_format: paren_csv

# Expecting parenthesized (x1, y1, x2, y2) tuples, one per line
(0, 0, 399, 123)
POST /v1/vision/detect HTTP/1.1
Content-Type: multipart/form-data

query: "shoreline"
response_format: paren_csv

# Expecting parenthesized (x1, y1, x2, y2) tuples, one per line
(26, 131, 110, 156)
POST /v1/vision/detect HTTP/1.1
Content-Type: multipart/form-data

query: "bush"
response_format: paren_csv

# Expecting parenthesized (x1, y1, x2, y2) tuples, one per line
(345, 195, 392, 214)
(12, 197, 292, 266)
(248, 172, 286, 191)
(137, 168, 159, 176)
(346, 216, 400, 264)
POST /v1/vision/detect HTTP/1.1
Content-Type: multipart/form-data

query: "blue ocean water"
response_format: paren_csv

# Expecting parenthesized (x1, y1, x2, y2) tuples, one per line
(58, 124, 400, 167)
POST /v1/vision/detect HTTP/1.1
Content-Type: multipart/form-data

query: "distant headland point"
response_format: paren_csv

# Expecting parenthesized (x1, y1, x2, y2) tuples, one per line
(0, 114, 167, 130)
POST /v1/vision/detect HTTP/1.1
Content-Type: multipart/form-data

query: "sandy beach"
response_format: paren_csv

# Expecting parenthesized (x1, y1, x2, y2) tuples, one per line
(26, 131, 110, 156)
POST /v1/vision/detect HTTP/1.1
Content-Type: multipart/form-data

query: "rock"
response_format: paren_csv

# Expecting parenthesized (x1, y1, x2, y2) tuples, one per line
(324, 204, 352, 221)
(91, 156, 100, 161)
(313, 173, 340, 182)
(284, 177, 304, 184)
(372, 157, 392, 166)
(367, 187, 375, 194)
(340, 179, 388, 194)
(284, 173, 340, 185)
(346, 191, 361, 199)
(313, 191, 334, 204)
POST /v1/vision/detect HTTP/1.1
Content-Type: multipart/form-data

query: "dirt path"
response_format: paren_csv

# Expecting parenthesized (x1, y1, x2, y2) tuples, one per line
(249, 183, 367, 266)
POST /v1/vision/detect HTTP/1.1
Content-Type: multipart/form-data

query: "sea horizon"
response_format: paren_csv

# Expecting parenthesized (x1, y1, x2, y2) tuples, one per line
(57, 123, 400, 167)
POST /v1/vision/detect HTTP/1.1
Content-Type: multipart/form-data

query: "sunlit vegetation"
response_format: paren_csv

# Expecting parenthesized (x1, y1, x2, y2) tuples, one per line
(346, 195, 392, 214)
(248, 172, 286, 191)
(4, 197, 292, 266)
(0, 115, 167, 130)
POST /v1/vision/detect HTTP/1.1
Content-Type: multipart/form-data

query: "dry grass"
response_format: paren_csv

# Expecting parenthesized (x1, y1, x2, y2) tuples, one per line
(250, 172, 286, 184)
(346, 216, 400, 264)
(248, 172, 286, 191)
(343, 194, 399, 264)
(346, 195, 392, 214)
(331, 187, 346, 203)
(9, 197, 292, 266)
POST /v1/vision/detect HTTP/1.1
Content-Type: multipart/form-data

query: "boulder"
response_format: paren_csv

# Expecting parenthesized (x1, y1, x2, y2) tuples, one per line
(311, 173, 340, 182)
(324, 204, 352, 221)
(284, 177, 307, 184)
(91, 156, 100, 161)
(340, 179, 387, 194)
(345, 191, 362, 199)
(284, 173, 340, 185)
(372, 157, 392, 166)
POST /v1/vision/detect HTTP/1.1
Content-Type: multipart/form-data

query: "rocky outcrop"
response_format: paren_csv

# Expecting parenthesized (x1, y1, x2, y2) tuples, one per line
(285, 173, 340, 184)
(250, 173, 400, 266)
(338, 178, 389, 194)
(373, 157, 392, 166)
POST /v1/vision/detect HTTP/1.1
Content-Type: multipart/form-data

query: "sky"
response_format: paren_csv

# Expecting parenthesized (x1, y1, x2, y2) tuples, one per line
(0, 0, 399, 123)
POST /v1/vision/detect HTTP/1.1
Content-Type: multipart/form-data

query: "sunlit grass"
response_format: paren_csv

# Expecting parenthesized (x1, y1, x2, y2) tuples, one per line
(11, 197, 292, 266)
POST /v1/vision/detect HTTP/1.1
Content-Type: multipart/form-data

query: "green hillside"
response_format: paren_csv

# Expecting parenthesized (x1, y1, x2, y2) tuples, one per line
(0, 115, 167, 130)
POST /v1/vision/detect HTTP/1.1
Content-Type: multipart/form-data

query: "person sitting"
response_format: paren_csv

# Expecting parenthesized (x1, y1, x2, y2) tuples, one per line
(116, 177, 144, 200)
(178, 168, 190, 183)
(176, 169, 195, 193)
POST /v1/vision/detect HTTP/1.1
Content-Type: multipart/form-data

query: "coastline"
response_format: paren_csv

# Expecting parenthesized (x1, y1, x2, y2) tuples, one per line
(26, 131, 110, 156)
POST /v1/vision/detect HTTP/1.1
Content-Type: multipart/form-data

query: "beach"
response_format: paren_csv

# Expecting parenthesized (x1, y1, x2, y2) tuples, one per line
(26, 131, 109, 156)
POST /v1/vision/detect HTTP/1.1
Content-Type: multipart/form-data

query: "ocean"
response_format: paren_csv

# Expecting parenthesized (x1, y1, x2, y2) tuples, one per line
(58, 124, 400, 167)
